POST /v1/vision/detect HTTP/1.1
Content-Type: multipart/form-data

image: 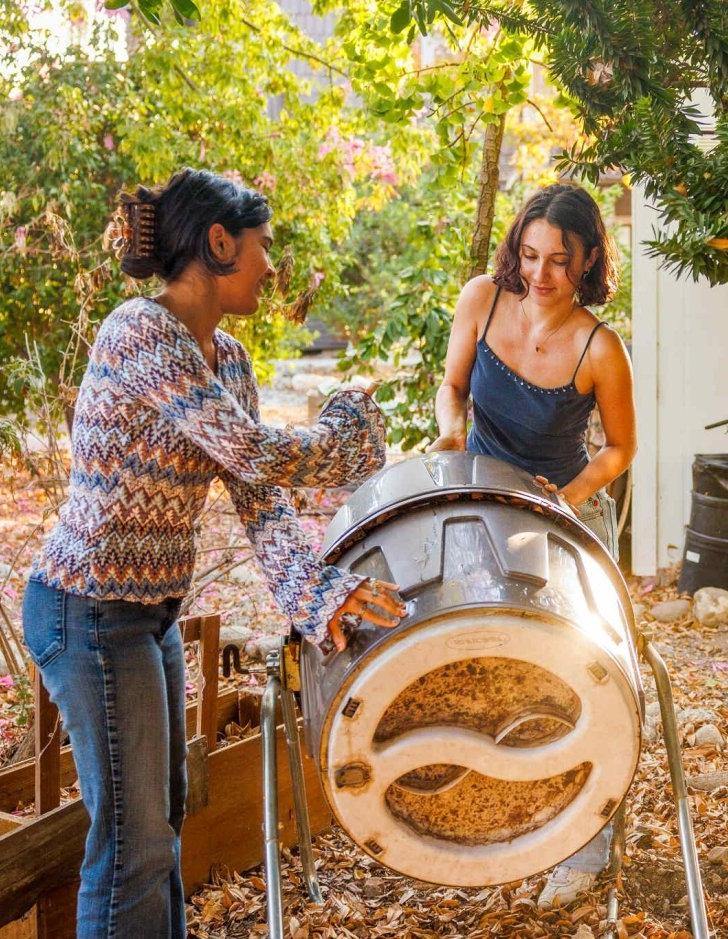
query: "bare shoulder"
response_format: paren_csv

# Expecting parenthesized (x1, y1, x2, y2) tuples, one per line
(590, 321, 629, 362)
(588, 322, 632, 392)
(455, 275, 498, 333)
(459, 274, 497, 306)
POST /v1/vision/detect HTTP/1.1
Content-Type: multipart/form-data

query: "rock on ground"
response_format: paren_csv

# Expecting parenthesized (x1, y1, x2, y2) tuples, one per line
(219, 624, 255, 649)
(649, 598, 692, 622)
(693, 586, 728, 628)
(244, 635, 284, 662)
(677, 706, 720, 726)
(694, 723, 725, 749)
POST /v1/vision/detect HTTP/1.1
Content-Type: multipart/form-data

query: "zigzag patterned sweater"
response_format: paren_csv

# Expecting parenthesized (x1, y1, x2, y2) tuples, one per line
(32, 298, 386, 645)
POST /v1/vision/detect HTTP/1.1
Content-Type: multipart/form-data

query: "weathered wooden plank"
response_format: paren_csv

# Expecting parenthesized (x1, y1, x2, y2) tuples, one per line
(0, 799, 88, 927)
(185, 735, 208, 816)
(187, 686, 237, 741)
(0, 811, 25, 836)
(0, 907, 37, 939)
(181, 615, 203, 644)
(36, 883, 77, 939)
(0, 718, 330, 929)
(0, 751, 77, 814)
(181, 722, 330, 895)
(196, 615, 221, 753)
(0, 689, 240, 812)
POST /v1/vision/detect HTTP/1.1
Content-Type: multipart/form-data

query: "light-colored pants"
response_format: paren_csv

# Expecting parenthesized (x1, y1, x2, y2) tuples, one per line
(561, 488, 620, 873)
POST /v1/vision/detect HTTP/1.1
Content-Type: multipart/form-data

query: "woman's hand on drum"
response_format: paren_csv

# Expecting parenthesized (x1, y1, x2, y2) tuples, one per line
(327, 580, 406, 652)
(534, 475, 581, 516)
(426, 431, 467, 453)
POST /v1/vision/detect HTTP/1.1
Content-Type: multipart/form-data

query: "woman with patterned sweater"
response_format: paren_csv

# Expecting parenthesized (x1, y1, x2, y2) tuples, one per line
(22, 169, 404, 939)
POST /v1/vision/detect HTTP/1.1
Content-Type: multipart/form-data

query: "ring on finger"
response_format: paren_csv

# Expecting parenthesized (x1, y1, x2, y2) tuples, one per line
(341, 612, 363, 630)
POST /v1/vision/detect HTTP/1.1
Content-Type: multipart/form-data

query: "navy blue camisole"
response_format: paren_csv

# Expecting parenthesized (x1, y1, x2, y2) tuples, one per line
(467, 287, 605, 488)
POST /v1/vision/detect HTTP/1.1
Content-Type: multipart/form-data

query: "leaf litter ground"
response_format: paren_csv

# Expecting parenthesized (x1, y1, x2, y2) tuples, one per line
(0, 400, 725, 937)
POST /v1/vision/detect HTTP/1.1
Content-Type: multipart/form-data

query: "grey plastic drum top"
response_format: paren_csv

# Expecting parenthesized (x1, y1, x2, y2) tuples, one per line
(300, 453, 643, 887)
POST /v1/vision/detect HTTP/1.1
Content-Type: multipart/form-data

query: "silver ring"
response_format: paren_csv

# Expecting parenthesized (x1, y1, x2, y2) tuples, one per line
(341, 612, 362, 630)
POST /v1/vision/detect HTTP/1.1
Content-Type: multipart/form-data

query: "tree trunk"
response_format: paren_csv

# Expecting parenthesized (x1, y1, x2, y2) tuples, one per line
(469, 112, 506, 279)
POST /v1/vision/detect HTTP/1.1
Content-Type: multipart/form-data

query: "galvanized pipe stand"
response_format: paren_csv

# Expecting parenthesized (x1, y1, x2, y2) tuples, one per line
(261, 641, 712, 939)
(258, 452, 713, 939)
(261, 641, 322, 939)
(639, 634, 711, 939)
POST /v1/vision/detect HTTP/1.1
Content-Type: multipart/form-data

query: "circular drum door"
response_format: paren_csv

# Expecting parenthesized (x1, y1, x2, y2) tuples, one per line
(301, 453, 642, 887)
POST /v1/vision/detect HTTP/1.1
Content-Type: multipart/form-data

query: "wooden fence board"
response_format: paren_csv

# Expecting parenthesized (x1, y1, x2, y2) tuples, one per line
(0, 717, 330, 929)
(0, 689, 240, 813)
(181, 723, 330, 894)
(0, 799, 87, 927)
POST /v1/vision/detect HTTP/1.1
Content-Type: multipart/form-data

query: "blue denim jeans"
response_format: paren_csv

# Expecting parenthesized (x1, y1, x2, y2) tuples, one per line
(22, 578, 187, 938)
(560, 488, 620, 873)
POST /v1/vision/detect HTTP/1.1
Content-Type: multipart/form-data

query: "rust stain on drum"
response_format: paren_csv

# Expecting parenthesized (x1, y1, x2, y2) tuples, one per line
(374, 656, 581, 746)
(385, 763, 591, 845)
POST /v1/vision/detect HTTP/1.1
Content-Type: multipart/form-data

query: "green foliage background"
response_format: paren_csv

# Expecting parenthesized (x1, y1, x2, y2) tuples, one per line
(1, 0, 633, 453)
(0, 0, 429, 414)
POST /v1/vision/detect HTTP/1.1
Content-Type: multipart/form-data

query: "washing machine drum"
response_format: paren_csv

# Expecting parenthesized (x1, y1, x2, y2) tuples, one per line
(300, 453, 642, 887)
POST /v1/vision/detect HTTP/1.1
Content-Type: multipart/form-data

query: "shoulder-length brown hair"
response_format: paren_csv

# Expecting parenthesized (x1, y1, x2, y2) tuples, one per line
(493, 184, 619, 306)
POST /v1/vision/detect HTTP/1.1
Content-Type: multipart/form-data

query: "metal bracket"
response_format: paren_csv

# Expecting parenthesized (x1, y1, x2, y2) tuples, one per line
(281, 638, 301, 692)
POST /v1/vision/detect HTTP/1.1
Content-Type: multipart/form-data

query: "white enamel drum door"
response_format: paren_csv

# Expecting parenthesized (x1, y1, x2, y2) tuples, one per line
(323, 611, 641, 887)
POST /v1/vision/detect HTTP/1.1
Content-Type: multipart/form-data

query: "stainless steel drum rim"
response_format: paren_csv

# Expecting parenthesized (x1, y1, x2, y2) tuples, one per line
(319, 608, 641, 887)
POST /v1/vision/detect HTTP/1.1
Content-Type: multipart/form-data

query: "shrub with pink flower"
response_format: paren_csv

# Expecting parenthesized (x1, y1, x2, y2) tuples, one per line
(96, 0, 130, 21)
(317, 129, 399, 188)
(103, 133, 115, 151)
(318, 125, 342, 159)
(369, 144, 398, 187)
(253, 171, 277, 192)
(14, 226, 27, 252)
(222, 170, 245, 185)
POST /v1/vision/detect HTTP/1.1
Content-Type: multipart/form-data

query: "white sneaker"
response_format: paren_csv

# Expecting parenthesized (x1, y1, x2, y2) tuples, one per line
(537, 865, 598, 909)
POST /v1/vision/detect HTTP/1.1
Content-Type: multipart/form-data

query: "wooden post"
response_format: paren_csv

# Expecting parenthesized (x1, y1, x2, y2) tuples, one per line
(181, 615, 221, 753)
(33, 672, 75, 939)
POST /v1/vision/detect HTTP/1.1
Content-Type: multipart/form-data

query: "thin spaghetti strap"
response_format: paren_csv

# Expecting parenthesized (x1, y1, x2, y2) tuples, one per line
(572, 321, 606, 383)
(480, 285, 501, 342)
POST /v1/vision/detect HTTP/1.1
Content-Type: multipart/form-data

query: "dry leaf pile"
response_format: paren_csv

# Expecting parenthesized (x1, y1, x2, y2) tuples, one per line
(187, 576, 727, 939)
(1, 407, 726, 937)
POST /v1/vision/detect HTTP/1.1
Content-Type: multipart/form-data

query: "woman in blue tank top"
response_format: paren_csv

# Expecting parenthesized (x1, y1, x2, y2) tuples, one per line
(431, 184, 637, 908)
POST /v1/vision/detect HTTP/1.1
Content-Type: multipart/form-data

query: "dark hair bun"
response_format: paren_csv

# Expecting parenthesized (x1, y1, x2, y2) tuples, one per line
(111, 169, 272, 284)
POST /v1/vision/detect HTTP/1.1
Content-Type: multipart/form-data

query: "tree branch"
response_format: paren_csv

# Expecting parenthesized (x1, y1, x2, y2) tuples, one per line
(238, 16, 349, 79)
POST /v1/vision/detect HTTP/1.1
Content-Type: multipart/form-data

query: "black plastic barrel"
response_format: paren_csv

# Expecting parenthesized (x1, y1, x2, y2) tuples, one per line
(688, 492, 728, 540)
(692, 454, 728, 498)
(679, 454, 728, 593)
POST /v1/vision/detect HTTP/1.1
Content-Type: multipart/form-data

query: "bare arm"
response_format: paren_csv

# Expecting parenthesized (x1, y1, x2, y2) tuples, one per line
(559, 326, 637, 507)
(430, 277, 491, 451)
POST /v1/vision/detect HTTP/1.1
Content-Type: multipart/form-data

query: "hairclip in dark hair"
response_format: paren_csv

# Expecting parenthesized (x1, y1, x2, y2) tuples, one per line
(104, 198, 156, 261)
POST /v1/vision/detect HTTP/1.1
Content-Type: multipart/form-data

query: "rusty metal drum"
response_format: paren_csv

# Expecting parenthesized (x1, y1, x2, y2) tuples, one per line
(300, 453, 643, 887)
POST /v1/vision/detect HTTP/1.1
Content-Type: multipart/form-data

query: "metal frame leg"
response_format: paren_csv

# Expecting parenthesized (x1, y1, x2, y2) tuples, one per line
(281, 687, 323, 903)
(642, 639, 711, 939)
(261, 649, 284, 939)
(603, 800, 627, 938)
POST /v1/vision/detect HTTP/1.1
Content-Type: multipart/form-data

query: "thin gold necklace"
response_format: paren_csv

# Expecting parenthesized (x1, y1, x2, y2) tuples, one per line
(520, 297, 576, 353)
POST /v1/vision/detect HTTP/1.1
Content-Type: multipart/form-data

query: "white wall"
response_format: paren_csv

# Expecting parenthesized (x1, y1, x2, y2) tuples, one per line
(631, 187, 728, 574)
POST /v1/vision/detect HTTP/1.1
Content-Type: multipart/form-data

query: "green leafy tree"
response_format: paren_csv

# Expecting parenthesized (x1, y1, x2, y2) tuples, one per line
(387, 0, 728, 285)
(0, 0, 430, 415)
